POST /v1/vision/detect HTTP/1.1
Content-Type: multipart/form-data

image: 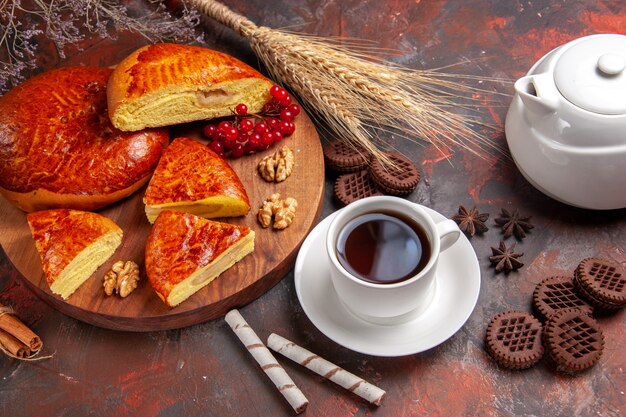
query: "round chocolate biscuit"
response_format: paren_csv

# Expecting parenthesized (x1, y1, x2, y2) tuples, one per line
(573, 278, 623, 311)
(368, 152, 420, 196)
(323, 140, 370, 173)
(544, 308, 604, 373)
(574, 257, 626, 309)
(334, 170, 383, 206)
(485, 311, 544, 370)
(532, 276, 593, 321)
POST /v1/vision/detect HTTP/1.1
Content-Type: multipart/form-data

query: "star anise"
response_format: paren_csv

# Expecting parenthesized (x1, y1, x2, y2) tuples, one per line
(494, 208, 534, 240)
(489, 241, 524, 273)
(451, 205, 489, 237)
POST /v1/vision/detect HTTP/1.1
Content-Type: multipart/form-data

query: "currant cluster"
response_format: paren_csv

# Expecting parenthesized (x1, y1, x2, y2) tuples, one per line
(202, 85, 300, 158)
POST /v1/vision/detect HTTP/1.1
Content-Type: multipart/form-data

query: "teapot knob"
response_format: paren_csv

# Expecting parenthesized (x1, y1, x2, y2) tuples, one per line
(597, 53, 625, 76)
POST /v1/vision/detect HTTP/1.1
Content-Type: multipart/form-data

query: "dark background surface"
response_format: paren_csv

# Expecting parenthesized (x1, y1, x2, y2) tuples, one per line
(1, 1, 625, 415)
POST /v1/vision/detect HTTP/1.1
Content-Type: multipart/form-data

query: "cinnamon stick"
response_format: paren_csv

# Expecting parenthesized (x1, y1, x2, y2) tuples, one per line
(0, 303, 42, 352)
(225, 310, 309, 414)
(268, 333, 386, 406)
(0, 328, 30, 358)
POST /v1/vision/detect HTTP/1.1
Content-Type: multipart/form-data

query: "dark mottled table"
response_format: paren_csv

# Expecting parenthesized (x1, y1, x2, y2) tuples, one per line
(1, 1, 624, 415)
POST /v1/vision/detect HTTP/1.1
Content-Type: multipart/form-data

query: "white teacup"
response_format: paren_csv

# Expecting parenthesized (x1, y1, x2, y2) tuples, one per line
(326, 196, 461, 325)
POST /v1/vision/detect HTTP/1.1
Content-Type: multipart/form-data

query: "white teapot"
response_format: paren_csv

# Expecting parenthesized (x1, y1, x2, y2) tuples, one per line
(505, 34, 626, 210)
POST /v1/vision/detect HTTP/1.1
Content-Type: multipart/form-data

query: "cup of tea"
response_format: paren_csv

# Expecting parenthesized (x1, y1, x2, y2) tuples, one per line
(326, 196, 461, 324)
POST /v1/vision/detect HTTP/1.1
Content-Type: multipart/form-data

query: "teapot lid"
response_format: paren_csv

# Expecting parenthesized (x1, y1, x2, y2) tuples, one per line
(554, 34, 626, 115)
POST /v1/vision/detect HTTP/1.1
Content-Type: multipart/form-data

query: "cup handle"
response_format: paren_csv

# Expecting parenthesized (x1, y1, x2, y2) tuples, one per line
(436, 219, 461, 252)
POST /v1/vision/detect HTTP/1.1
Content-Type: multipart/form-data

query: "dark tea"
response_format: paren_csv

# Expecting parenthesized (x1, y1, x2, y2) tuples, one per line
(336, 212, 431, 284)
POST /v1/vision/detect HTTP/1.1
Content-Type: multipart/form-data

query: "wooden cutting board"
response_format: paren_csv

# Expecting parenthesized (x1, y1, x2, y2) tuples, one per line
(0, 111, 324, 331)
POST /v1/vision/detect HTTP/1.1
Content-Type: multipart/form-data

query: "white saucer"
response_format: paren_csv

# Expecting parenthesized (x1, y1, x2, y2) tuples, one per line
(294, 206, 481, 357)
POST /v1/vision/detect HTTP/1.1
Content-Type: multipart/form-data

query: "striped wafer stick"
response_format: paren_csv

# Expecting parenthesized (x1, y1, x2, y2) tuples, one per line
(225, 310, 308, 414)
(267, 333, 386, 406)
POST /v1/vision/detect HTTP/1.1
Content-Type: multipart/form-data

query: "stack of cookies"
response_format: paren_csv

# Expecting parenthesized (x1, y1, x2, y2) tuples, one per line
(486, 256, 625, 373)
(323, 140, 420, 205)
(531, 271, 604, 373)
(573, 257, 626, 310)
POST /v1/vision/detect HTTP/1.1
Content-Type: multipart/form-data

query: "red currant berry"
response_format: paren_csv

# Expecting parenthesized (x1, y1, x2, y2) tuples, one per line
(237, 131, 249, 143)
(273, 130, 283, 142)
(235, 103, 248, 115)
(209, 140, 224, 153)
(249, 133, 262, 148)
(270, 85, 283, 99)
(279, 120, 294, 135)
(278, 121, 289, 134)
(287, 104, 301, 116)
(254, 122, 269, 135)
(279, 94, 292, 107)
(262, 131, 274, 146)
(280, 109, 294, 122)
(239, 118, 254, 132)
(203, 124, 218, 139)
(261, 102, 274, 114)
(243, 142, 257, 155)
(272, 87, 288, 101)
(224, 127, 238, 141)
(266, 117, 280, 130)
(222, 137, 237, 150)
(218, 121, 232, 132)
(230, 143, 244, 158)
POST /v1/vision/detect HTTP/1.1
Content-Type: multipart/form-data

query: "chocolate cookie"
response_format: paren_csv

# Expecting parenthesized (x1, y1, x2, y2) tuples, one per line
(544, 308, 604, 373)
(485, 311, 544, 370)
(574, 257, 626, 310)
(573, 279, 621, 311)
(532, 276, 593, 321)
(333, 170, 383, 206)
(323, 140, 370, 173)
(368, 152, 420, 196)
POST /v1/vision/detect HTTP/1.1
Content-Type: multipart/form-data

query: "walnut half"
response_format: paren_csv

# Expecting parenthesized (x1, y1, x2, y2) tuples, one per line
(257, 193, 298, 230)
(103, 260, 140, 298)
(258, 146, 295, 182)
(258, 193, 281, 228)
(273, 197, 298, 230)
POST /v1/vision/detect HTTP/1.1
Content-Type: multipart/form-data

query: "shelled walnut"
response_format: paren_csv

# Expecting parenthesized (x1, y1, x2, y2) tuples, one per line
(103, 260, 140, 298)
(274, 197, 298, 229)
(258, 193, 281, 228)
(258, 146, 294, 182)
(257, 193, 298, 230)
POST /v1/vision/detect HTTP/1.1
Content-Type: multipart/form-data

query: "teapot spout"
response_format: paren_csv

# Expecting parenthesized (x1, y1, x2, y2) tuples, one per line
(514, 74, 558, 116)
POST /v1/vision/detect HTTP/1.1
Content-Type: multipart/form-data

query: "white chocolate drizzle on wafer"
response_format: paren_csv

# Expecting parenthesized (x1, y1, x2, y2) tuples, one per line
(225, 310, 308, 414)
(267, 333, 386, 406)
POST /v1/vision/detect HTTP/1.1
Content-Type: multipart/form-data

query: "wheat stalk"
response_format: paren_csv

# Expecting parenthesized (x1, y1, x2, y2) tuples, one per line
(187, 0, 501, 161)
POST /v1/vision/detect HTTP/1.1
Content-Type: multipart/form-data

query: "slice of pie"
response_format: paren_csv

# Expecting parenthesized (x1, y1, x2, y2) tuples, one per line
(145, 210, 255, 307)
(143, 137, 250, 223)
(107, 43, 273, 131)
(27, 209, 123, 299)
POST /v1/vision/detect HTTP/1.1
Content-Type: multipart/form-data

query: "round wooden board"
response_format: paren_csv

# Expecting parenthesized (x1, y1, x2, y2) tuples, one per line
(0, 110, 324, 331)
